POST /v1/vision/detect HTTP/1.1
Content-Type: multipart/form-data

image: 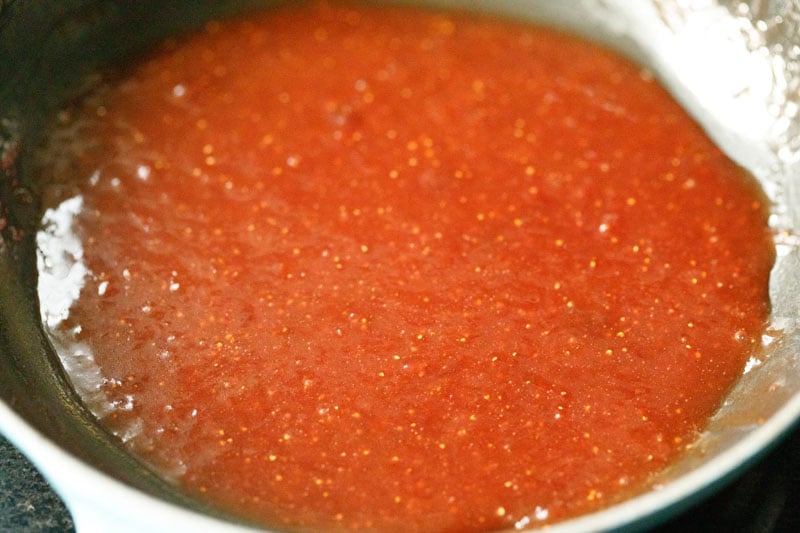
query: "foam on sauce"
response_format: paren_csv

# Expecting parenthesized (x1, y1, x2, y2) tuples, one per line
(35, 3, 774, 531)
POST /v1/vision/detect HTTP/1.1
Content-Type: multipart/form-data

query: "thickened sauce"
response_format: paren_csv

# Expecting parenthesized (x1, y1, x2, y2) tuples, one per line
(36, 3, 774, 532)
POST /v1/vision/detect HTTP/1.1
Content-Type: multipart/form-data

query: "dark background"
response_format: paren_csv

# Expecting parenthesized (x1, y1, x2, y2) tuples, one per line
(1, 426, 799, 532)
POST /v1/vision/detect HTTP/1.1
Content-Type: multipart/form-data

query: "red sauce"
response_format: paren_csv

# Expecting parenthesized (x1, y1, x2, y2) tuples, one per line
(38, 2, 773, 532)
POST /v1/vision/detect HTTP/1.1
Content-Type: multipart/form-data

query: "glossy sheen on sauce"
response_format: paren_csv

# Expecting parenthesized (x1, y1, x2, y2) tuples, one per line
(37, 3, 774, 532)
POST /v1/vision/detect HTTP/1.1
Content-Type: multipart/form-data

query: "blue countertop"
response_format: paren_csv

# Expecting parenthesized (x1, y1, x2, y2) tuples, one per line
(0, 436, 74, 532)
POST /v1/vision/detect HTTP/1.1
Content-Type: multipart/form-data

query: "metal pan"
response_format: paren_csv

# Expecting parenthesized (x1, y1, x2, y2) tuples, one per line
(1, 1, 798, 531)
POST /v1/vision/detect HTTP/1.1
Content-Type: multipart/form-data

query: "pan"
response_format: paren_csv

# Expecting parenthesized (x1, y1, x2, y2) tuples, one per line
(1, 1, 799, 531)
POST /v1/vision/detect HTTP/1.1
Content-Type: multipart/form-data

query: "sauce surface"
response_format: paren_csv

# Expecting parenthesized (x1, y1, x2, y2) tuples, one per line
(36, 3, 774, 532)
